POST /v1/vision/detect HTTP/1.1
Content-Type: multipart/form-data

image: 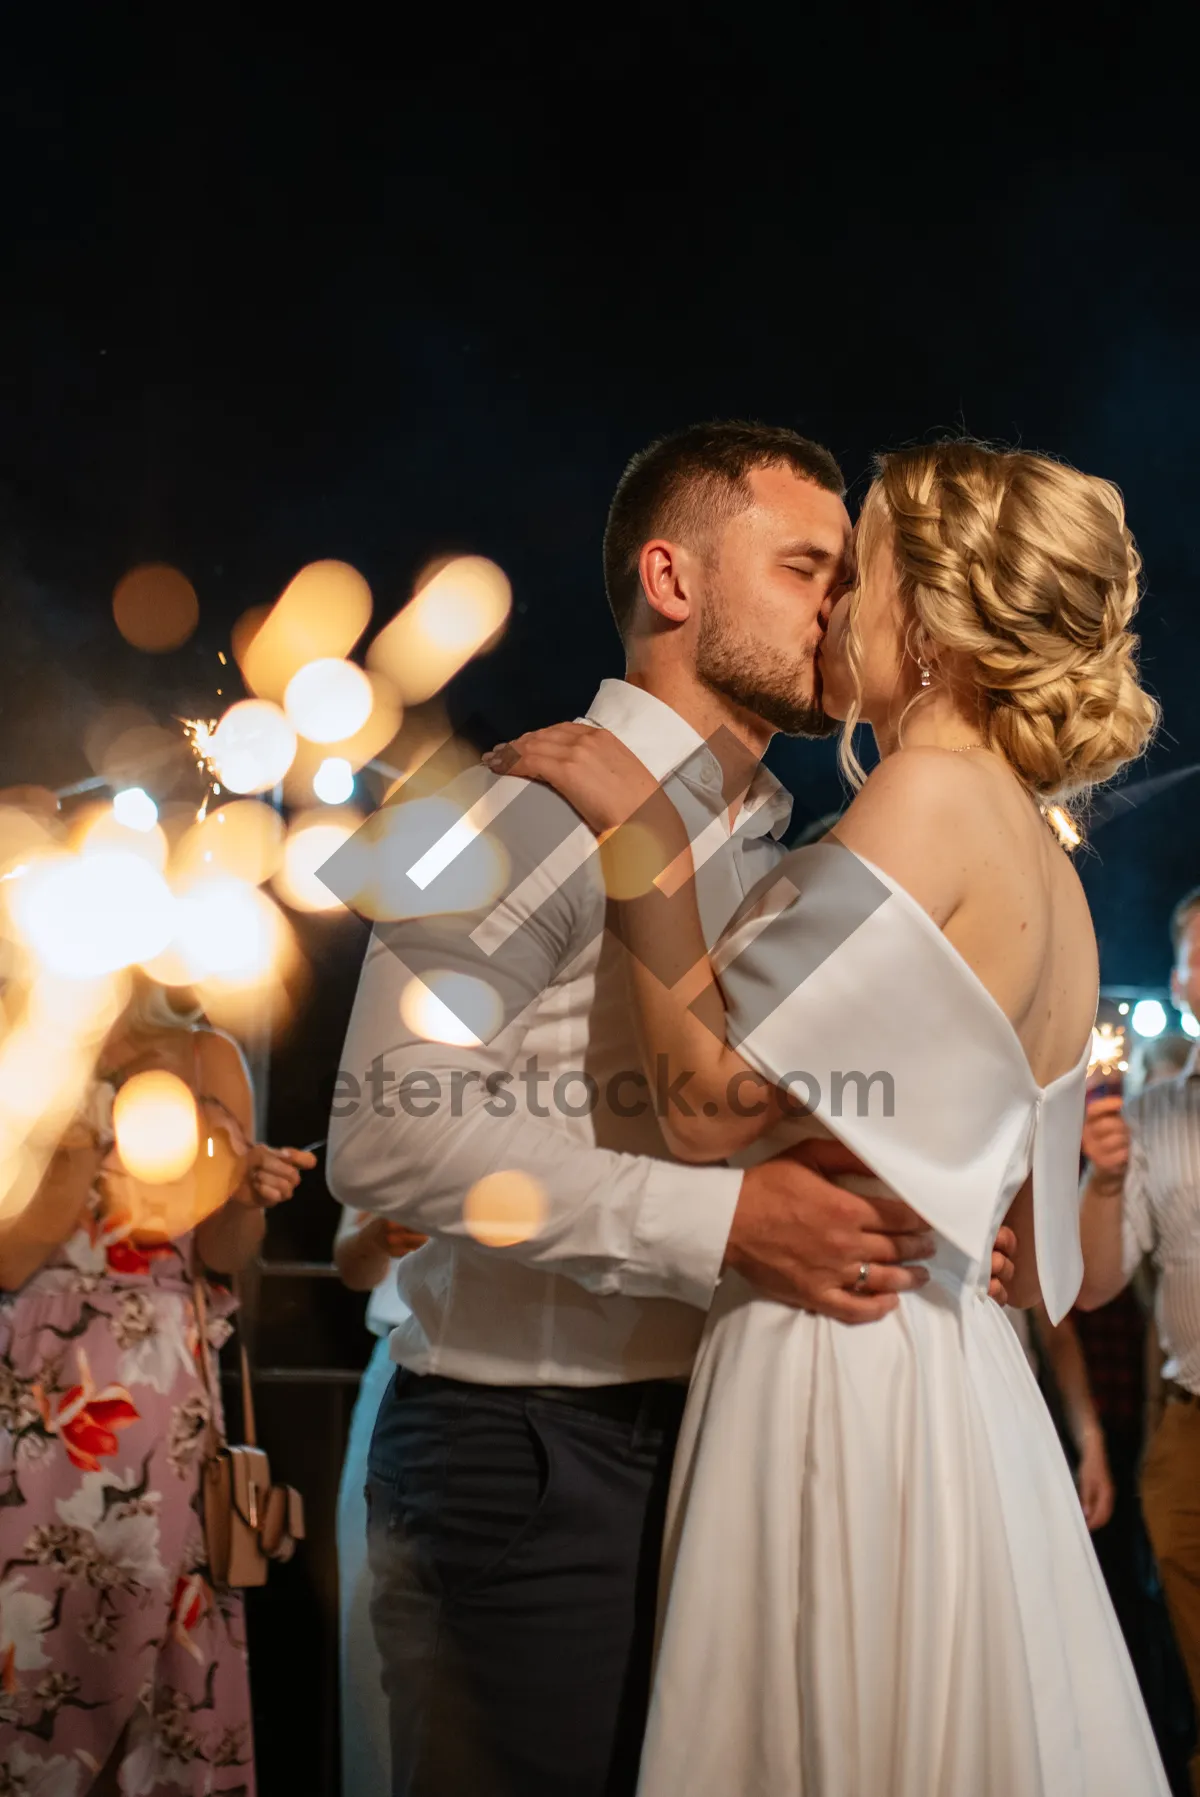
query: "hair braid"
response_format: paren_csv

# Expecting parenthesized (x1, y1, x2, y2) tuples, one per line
(849, 440, 1158, 799)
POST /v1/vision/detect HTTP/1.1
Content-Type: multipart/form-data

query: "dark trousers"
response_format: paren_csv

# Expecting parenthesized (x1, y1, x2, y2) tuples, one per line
(366, 1368, 686, 1797)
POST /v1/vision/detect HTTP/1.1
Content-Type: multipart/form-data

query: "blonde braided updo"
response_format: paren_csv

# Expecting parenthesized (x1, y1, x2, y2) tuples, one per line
(846, 440, 1159, 798)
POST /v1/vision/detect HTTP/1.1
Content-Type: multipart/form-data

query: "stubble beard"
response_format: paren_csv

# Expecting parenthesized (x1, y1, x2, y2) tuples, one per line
(695, 586, 837, 740)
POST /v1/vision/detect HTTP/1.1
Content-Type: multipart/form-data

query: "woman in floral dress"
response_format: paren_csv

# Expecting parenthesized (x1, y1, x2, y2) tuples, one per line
(0, 982, 315, 1796)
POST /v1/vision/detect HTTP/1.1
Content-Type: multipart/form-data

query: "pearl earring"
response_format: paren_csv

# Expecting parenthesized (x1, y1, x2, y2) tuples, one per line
(917, 654, 933, 689)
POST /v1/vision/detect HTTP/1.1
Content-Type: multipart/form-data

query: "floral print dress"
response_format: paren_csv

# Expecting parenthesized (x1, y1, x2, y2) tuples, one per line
(0, 1171, 256, 1794)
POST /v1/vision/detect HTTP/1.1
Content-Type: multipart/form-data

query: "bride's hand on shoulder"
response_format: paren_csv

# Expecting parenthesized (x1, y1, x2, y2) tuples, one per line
(483, 725, 661, 836)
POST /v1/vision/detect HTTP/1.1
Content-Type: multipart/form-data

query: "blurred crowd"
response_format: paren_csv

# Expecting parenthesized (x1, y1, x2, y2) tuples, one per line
(2, 762, 1199, 1797)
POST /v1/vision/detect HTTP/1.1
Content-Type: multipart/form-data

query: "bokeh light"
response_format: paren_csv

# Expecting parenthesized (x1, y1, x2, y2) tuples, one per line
(171, 878, 284, 983)
(284, 658, 373, 744)
(0, 970, 128, 1221)
(14, 852, 175, 978)
(240, 561, 372, 705)
(172, 799, 285, 889)
(75, 804, 168, 873)
(330, 791, 509, 921)
(369, 556, 511, 705)
(463, 1171, 546, 1248)
(399, 971, 502, 1047)
(112, 787, 158, 831)
(88, 713, 190, 796)
(112, 565, 199, 653)
(597, 821, 670, 901)
(113, 1070, 200, 1184)
(273, 810, 362, 913)
(0, 802, 59, 882)
(313, 756, 355, 805)
(209, 700, 298, 795)
(1182, 1012, 1200, 1040)
(1131, 998, 1168, 1039)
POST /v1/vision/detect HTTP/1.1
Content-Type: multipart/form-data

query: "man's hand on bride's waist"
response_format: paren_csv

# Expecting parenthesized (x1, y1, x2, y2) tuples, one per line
(787, 1139, 1016, 1306)
(725, 1139, 1016, 1318)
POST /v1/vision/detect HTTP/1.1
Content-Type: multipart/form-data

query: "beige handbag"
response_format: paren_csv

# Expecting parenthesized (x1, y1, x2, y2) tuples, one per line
(193, 1275, 305, 1589)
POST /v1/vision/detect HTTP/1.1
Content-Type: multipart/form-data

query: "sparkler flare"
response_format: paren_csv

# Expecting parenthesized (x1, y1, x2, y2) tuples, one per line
(1089, 1022, 1126, 1077)
(181, 718, 220, 788)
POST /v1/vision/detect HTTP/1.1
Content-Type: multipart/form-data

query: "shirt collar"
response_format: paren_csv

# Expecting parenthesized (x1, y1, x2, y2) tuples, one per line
(1182, 1043, 1200, 1083)
(581, 678, 792, 841)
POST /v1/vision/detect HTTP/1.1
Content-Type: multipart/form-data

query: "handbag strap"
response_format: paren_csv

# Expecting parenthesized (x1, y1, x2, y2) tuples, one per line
(189, 1028, 258, 1450)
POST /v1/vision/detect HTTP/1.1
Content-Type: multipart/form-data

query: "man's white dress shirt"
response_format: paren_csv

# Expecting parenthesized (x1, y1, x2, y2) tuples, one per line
(327, 678, 792, 1386)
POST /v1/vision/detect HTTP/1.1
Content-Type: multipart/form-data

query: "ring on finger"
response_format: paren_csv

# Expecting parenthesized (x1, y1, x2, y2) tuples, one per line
(853, 1261, 870, 1293)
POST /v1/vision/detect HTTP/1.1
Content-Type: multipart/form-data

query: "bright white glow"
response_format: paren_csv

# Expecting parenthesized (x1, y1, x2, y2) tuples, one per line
(1131, 998, 1168, 1039)
(15, 853, 175, 978)
(172, 879, 279, 981)
(313, 757, 354, 805)
(209, 700, 298, 795)
(1182, 1012, 1200, 1040)
(284, 658, 373, 744)
(113, 1071, 199, 1183)
(112, 787, 158, 832)
(1118, 1002, 1130, 1016)
(399, 971, 501, 1047)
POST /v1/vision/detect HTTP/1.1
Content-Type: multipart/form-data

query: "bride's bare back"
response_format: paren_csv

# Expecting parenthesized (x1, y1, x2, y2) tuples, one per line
(831, 744, 1098, 1090)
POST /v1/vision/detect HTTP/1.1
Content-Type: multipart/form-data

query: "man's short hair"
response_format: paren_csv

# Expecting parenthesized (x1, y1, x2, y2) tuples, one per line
(602, 420, 845, 639)
(1171, 886, 1200, 953)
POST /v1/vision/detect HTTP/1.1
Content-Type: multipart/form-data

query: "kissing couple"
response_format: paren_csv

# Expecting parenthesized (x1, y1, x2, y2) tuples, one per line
(330, 419, 1167, 1794)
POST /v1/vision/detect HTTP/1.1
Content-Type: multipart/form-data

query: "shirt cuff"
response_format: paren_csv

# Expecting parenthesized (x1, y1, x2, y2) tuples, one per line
(627, 1161, 743, 1309)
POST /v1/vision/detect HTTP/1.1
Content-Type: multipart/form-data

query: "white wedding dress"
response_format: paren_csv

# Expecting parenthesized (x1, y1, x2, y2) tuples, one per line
(637, 841, 1168, 1797)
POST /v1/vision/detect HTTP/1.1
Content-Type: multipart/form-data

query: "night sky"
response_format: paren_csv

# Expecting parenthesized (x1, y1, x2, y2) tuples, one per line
(2, 20, 1197, 991)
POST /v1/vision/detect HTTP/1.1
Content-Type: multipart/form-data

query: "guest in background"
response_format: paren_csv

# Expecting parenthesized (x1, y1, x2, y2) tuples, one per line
(0, 975, 315, 1795)
(333, 1208, 426, 1797)
(1080, 889, 1200, 1793)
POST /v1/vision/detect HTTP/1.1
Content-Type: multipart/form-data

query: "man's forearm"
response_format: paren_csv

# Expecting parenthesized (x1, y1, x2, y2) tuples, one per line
(1076, 1167, 1129, 1310)
(326, 1043, 742, 1309)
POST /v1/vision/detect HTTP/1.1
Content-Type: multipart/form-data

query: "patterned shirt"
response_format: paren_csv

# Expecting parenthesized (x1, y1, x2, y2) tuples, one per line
(1120, 1047, 1200, 1395)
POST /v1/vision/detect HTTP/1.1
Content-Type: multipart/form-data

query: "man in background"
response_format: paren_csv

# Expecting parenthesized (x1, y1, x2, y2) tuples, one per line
(1080, 887, 1200, 1793)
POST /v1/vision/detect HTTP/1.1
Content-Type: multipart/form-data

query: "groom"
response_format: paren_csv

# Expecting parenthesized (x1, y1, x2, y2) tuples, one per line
(328, 421, 1015, 1797)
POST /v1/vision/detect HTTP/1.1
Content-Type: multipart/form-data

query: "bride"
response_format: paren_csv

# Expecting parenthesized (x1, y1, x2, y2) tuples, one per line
(489, 440, 1168, 1794)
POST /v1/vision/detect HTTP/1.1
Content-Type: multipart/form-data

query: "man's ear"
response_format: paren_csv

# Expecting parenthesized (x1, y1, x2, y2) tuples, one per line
(637, 539, 692, 626)
(1171, 966, 1187, 1014)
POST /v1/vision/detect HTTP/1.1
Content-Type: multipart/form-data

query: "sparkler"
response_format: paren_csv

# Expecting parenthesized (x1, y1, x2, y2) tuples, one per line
(1089, 1022, 1127, 1077)
(180, 717, 222, 820)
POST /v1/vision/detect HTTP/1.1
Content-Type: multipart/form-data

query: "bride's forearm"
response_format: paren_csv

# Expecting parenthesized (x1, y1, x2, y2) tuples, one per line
(606, 803, 780, 1162)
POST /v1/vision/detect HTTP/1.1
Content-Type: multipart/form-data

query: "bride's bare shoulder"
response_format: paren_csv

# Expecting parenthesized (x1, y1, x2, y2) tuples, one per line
(830, 749, 999, 925)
